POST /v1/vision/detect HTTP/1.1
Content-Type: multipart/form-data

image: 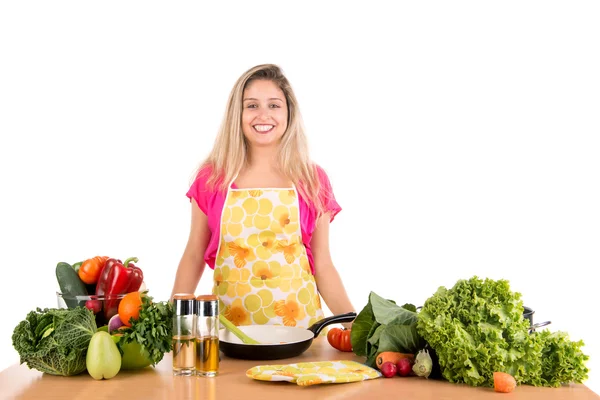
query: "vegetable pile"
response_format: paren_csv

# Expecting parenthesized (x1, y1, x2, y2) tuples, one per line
(12, 307, 97, 376)
(86, 292, 173, 378)
(12, 293, 173, 378)
(56, 256, 145, 326)
(350, 276, 590, 390)
(115, 294, 173, 367)
(417, 276, 589, 387)
(12, 255, 173, 380)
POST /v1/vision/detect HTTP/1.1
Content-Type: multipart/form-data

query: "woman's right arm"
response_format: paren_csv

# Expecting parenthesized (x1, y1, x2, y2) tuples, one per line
(170, 199, 211, 299)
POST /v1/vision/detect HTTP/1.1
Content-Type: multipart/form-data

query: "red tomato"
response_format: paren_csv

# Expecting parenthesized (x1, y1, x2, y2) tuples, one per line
(327, 327, 353, 352)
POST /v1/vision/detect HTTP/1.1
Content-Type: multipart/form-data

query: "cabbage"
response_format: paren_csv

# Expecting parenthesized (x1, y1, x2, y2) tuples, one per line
(416, 276, 589, 387)
(12, 307, 97, 376)
(350, 292, 424, 367)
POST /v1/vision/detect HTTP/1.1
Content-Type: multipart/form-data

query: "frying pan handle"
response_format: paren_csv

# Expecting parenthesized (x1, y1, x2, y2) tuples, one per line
(531, 321, 551, 331)
(307, 312, 357, 337)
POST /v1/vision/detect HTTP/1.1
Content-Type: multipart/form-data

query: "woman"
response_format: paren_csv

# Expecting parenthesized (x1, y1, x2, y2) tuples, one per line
(171, 64, 354, 328)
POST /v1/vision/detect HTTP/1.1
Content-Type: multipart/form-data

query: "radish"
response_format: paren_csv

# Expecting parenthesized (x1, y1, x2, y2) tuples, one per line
(85, 300, 102, 315)
(380, 361, 397, 378)
(108, 314, 125, 333)
(396, 357, 413, 377)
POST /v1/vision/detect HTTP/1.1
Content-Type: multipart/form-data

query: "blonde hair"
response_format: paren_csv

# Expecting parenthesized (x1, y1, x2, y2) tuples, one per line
(195, 64, 328, 215)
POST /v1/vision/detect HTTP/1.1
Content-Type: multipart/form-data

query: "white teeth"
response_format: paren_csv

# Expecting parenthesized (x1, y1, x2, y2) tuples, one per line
(254, 125, 274, 132)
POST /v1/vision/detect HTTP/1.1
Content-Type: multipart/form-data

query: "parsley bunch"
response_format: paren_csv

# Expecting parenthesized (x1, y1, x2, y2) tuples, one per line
(120, 293, 173, 366)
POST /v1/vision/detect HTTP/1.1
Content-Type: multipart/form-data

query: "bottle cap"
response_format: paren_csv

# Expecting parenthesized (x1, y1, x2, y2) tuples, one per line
(196, 294, 219, 317)
(196, 294, 218, 301)
(173, 293, 196, 315)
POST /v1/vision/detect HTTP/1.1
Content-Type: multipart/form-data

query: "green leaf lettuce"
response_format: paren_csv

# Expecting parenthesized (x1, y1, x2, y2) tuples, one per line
(416, 276, 589, 387)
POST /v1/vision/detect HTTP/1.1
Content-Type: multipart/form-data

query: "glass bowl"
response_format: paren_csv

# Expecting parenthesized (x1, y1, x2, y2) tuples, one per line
(57, 292, 128, 327)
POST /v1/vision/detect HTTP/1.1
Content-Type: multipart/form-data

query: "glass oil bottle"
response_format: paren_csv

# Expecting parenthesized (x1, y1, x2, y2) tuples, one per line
(172, 293, 196, 376)
(195, 294, 219, 377)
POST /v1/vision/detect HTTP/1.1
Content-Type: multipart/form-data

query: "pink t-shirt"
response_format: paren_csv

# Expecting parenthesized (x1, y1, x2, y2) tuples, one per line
(186, 165, 341, 275)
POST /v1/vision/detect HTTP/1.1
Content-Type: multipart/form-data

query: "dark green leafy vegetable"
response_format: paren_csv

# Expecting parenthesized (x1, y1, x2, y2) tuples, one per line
(417, 276, 589, 387)
(350, 292, 425, 367)
(12, 307, 97, 376)
(351, 300, 374, 357)
(118, 294, 173, 366)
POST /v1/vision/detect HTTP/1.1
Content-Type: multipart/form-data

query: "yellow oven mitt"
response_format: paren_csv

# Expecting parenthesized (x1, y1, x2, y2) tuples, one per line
(246, 360, 382, 386)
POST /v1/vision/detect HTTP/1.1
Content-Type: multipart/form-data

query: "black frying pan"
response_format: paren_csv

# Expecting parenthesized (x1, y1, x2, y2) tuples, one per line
(523, 306, 551, 332)
(219, 312, 356, 360)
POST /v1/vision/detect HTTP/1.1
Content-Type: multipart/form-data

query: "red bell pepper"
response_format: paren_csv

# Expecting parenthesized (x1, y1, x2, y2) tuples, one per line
(96, 257, 144, 320)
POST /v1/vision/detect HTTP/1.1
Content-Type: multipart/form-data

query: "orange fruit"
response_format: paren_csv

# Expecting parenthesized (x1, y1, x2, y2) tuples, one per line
(493, 371, 517, 393)
(118, 292, 143, 327)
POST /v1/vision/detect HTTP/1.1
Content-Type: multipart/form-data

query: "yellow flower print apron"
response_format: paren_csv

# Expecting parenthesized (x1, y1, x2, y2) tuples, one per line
(213, 185, 324, 329)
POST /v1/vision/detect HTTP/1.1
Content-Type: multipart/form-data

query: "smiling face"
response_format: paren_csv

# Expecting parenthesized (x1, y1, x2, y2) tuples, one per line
(241, 79, 288, 150)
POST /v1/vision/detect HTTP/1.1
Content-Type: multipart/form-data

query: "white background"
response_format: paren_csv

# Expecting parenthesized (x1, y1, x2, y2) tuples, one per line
(1, 0, 598, 395)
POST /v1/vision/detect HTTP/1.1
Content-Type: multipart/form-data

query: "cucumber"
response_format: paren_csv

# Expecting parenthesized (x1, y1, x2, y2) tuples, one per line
(56, 262, 88, 308)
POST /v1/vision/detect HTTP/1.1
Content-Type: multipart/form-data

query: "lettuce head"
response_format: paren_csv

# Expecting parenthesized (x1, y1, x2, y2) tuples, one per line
(416, 276, 588, 387)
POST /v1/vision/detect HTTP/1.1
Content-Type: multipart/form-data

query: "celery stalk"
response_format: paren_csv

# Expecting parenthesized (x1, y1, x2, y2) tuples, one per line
(218, 314, 260, 344)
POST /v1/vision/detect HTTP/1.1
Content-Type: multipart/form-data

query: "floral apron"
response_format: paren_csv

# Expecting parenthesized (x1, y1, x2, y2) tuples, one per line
(212, 185, 324, 328)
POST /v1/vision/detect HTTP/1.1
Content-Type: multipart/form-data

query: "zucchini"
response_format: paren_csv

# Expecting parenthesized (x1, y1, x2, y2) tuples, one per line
(56, 262, 88, 308)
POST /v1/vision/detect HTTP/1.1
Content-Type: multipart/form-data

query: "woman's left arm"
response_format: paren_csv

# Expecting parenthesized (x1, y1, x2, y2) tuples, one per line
(312, 212, 355, 328)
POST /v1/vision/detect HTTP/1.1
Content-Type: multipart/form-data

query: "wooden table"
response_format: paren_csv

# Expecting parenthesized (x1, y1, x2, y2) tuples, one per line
(1, 338, 597, 400)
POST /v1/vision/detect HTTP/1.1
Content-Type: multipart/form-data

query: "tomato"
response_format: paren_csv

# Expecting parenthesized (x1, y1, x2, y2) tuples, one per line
(78, 256, 109, 285)
(327, 327, 353, 352)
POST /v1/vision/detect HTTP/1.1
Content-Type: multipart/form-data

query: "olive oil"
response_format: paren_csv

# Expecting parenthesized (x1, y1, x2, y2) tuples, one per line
(196, 336, 219, 376)
(172, 293, 196, 376)
(172, 335, 196, 375)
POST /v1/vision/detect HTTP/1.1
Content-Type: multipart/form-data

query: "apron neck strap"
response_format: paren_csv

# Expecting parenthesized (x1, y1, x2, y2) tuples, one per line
(228, 173, 239, 189)
(227, 173, 296, 191)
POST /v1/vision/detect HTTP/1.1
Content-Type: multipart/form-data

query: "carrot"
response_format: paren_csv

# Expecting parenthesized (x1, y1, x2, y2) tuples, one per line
(375, 352, 415, 370)
(493, 372, 517, 393)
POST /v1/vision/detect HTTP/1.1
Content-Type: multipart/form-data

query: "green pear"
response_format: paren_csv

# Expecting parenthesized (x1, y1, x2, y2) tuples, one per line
(86, 331, 122, 380)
